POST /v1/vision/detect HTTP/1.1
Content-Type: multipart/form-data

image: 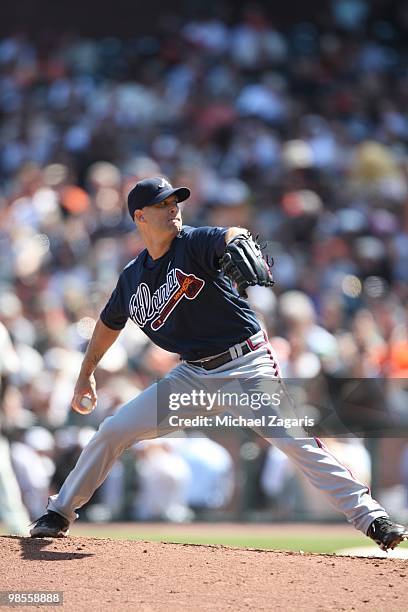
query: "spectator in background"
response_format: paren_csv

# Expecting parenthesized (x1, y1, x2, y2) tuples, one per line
(260, 446, 297, 516)
(130, 440, 193, 522)
(10, 427, 55, 520)
(0, 321, 31, 535)
(166, 433, 234, 511)
(0, 436, 30, 535)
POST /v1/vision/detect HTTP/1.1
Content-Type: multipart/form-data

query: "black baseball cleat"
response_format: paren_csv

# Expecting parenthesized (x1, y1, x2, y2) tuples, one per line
(367, 517, 408, 552)
(30, 511, 70, 538)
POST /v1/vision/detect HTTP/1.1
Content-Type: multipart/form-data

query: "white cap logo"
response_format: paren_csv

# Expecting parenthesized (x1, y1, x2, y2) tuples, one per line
(158, 178, 171, 190)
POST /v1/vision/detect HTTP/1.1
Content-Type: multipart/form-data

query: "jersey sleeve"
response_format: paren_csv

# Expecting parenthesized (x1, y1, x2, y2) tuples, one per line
(99, 275, 128, 330)
(186, 226, 228, 274)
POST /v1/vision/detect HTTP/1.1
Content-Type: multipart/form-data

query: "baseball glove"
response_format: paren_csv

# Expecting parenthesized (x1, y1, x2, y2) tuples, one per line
(219, 232, 274, 298)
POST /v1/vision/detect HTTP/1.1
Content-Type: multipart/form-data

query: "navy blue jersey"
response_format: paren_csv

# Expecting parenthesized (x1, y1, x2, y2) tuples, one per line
(100, 226, 260, 360)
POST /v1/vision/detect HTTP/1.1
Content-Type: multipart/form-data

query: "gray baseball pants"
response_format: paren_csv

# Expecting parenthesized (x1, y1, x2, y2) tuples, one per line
(48, 332, 387, 534)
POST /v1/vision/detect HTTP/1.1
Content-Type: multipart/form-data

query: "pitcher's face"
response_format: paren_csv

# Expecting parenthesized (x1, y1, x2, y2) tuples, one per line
(136, 195, 182, 237)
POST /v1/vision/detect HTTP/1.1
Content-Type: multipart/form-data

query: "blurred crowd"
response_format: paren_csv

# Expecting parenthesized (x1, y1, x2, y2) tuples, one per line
(1, 0, 408, 534)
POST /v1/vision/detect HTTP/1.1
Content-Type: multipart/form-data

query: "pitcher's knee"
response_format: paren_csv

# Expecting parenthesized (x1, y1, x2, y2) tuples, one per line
(98, 415, 129, 445)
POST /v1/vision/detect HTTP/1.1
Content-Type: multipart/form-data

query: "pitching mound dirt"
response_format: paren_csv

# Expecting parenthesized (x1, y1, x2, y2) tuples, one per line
(0, 536, 407, 611)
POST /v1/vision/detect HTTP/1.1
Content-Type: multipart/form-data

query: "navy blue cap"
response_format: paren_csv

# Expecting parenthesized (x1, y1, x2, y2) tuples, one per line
(127, 177, 190, 219)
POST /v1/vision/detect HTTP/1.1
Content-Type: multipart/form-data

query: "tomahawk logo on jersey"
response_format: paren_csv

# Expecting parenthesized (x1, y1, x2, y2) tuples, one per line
(129, 268, 205, 330)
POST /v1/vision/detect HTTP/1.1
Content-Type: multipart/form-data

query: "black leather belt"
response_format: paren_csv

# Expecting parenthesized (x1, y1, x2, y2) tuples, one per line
(186, 335, 265, 371)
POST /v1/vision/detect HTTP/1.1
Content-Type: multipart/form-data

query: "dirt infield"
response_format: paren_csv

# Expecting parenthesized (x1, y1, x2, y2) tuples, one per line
(1, 536, 407, 611)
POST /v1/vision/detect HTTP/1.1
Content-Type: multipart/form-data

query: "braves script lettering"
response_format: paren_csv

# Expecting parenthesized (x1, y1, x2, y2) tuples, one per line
(129, 268, 205, 330)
